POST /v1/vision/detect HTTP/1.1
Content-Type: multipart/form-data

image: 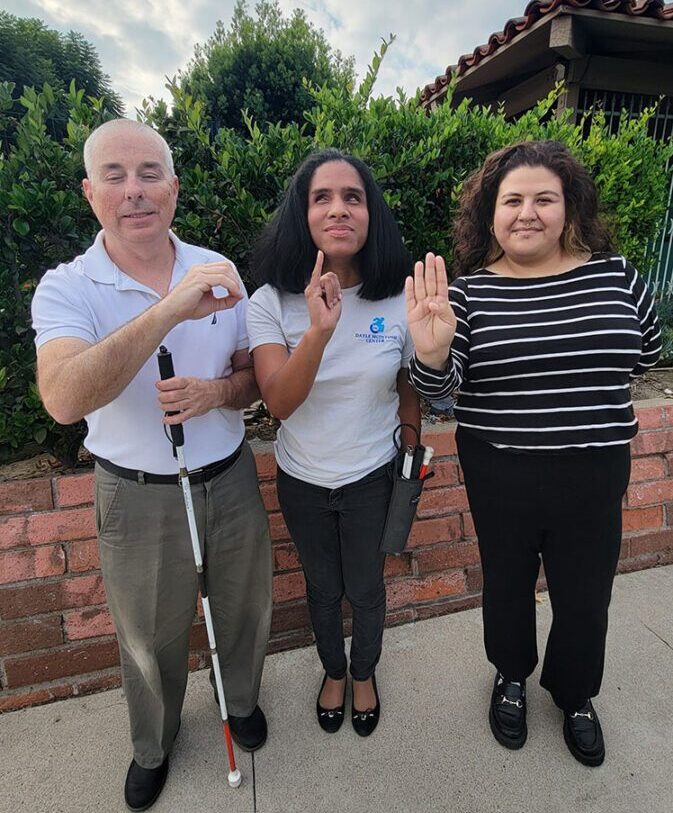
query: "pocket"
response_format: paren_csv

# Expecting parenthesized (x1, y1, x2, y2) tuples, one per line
(95, 467, 126, 538)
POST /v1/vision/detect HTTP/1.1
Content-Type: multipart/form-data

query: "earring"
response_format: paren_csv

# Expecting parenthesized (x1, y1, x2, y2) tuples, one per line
(489, 225, 495, 235)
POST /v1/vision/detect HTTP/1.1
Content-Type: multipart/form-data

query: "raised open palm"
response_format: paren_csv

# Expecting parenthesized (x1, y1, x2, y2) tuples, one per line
(405, 253, 456, 366)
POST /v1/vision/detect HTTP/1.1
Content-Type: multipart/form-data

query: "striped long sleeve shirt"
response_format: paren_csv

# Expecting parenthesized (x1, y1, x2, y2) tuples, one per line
(409, 254, 662, 451)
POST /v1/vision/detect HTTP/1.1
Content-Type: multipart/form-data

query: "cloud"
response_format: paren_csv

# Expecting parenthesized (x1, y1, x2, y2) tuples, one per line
(0, 0, 527, 109)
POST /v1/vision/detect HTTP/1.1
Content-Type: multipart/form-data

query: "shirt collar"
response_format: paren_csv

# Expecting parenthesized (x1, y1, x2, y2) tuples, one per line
(81, 229, 187, 293)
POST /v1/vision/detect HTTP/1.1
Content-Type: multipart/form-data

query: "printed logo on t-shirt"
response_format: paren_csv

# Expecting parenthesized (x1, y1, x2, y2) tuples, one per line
(354, 316, 397, 345)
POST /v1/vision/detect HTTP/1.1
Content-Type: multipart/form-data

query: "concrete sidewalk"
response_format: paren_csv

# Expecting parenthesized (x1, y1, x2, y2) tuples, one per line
(2, 565, 672, 813)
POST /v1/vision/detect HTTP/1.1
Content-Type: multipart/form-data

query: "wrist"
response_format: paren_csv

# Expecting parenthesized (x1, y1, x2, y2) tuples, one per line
(304, 325, 333, 347)
(152, 297, 181, 332)
(416, 352, 449, 372)
(210, 378, 230, 409)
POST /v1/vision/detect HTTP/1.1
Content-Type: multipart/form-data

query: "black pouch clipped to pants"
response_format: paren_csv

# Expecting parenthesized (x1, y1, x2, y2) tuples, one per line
(379, 425, 433, 555)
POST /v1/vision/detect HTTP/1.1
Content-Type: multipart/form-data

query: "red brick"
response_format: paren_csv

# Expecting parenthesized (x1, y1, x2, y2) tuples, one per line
(663, 404, 673, 426)
(0, 670, 123, 713)
(463, 512, 476, 537)
(0, 574, 106, 620)
(0, 516, 28, 550)
(629, 529, 673, 557)
(270, 601, 310, 634)
(66, 538, 100, 572)
(0, 480, 53, 514)
(407, 516, 462, 549)
(424, 429, 457, 457)
(384, 554, 412, 578)
(54, 472, 95, 508)
(627, 479, 673, 508)
(267, 629, 314, 655)
(273, 570, 306, 603)
(64, 606, 114, 640)
(0, 616, 63, 656)
(269, 512, 290, 542)
(414, 541, 480, 575)
(255, 452, 276, 481)
(635, 406, 664, 430)
(622, 505, 664, 534)
(4, 639, 120, 688)
(630, 431, 673, 456)
(630, 456, 666, 482)
(0, 545, 66, 585)
(618, 539, 631, 560)
(617, 554, 659, 574)
(259, 482, 279, 512)
(26, 507, 96, 546)
(466, 566, 483, 593)
(417, 485, 469, 518)
(273, 543, 301, 572)
(188, 622, 208, 650)
(666, 453, 673, 476)
(425, 460, 459, 488)
(384, 608, 415, 627)
(415, 593, 482, 620)
(386, 571, 466, 609)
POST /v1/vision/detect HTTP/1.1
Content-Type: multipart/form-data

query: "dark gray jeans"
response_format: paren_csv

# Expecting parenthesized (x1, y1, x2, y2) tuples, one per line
(276, 462, 392, 681)
(95, 441, 272, 768)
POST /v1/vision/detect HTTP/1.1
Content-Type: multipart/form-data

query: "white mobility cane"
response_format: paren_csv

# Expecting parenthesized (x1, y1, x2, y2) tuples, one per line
(157, 345, 242, 789)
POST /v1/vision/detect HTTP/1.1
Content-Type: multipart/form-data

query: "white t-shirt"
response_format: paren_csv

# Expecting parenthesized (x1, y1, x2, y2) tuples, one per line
(247, 283, 413, 488)
(31, 230, 248, 473)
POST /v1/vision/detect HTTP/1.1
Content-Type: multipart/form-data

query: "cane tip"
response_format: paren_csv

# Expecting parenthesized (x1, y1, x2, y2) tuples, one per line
(228, 769, 242, 788)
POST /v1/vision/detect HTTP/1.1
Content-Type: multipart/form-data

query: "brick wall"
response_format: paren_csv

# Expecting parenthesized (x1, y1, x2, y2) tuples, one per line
(2, 398, 672, 713)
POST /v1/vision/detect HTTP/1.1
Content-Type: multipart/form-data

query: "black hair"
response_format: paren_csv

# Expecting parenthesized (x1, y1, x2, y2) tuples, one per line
(251, 149, 411, 300)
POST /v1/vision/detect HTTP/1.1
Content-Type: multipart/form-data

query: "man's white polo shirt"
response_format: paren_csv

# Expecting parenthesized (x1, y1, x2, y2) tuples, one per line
(31, 230, 248, 473)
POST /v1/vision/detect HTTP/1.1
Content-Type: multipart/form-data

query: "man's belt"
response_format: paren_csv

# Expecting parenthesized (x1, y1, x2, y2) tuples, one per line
(95, 442, 244, 485)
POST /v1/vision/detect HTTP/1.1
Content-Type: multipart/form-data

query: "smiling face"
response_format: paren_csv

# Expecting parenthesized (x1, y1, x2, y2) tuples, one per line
(492, 165, 566, 264)
(307, 160, 369, 265)
(81, 124, 178, 249)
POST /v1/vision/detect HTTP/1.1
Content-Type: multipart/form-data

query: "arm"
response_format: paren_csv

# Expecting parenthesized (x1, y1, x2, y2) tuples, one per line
(157, 348, 260, 425)
(626, 261, 662, 377)
(36, 261, 243, 425)
(251, 252, 342, 421)
(396, 368, 421, 449)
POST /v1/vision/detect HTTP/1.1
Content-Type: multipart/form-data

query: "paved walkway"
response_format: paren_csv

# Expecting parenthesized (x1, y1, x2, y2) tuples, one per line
(2, 565, 672, 813)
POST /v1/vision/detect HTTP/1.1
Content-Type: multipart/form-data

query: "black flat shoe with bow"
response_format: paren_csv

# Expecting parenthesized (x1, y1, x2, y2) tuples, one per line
(352, 674, 380, 737)
(316, 673, 346, 733)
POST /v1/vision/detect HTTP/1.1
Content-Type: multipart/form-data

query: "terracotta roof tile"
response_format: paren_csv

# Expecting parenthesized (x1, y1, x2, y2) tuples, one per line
(420, 0, 673, 105)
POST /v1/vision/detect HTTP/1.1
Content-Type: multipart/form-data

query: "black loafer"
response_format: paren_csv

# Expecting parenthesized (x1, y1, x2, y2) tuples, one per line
(316, 673, 346, 733)
(352, 674, 380, 737)
(563, 700, 605, 767)
(124, 757, 169, 812)
(229, 705, 268, 752)
(489, 673, 527, 749)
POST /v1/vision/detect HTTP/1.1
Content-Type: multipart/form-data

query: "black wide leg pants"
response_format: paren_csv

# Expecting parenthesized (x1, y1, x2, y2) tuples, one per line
(456, 426, 631, 713)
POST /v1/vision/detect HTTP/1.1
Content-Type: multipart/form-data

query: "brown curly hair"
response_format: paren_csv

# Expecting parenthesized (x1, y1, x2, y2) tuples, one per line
(452, 140, 613, 277)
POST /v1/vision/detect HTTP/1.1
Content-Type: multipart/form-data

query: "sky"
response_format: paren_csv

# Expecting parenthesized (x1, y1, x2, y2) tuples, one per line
(1, 0, 528, 114)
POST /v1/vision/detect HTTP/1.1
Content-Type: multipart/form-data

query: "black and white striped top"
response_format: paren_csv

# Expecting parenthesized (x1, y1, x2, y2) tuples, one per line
(409, 254, 662, 451)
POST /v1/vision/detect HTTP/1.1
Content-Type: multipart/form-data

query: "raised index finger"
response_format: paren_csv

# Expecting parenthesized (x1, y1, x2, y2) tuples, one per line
(309, 251, 324, 288)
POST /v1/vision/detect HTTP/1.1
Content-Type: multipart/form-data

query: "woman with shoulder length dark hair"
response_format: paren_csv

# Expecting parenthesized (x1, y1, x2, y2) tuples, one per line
(247, 149, 420, 737)
(406, 140, 661, 766)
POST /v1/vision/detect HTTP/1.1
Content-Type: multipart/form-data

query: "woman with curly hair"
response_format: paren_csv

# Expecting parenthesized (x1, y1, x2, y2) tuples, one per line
(247, 149, 420, 737)
(406, 140, 661, 766)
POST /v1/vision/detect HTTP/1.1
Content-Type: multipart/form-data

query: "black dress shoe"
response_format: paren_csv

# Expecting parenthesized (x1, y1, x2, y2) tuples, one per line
(351, 674, 380, 737)
(563, 700, 605, 767)
(316, 673, 346, 733)
(489, 672, 527, 749)
(124, 757, 169, 812)
(229, 705, 268, 752)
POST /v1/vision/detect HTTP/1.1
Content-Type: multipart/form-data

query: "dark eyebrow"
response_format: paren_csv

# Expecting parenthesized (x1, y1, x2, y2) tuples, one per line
(311, 186, 365, 196)
(501, 189, 561, 198)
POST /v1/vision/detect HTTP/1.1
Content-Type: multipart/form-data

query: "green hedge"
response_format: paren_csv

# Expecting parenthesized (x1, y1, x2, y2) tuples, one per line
(2, 56, 672, 464)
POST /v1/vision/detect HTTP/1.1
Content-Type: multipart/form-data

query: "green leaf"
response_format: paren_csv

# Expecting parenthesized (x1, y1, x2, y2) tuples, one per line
(12, 219, 29, 236)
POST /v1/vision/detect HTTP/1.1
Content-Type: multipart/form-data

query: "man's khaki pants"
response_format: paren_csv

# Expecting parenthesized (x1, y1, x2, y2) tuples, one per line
(95, 442, 272, 768)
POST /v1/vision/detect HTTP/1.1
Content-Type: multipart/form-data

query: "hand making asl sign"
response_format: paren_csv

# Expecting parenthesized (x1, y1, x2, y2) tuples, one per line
(304, 250, 343, 335)
(405, 252, 456, 370)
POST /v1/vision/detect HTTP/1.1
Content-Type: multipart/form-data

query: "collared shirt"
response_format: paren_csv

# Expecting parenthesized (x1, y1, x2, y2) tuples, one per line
(31, 230, 249, 473)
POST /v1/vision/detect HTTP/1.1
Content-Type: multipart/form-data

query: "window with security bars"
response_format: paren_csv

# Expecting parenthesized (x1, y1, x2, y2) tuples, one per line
(577, 89, 673, 141)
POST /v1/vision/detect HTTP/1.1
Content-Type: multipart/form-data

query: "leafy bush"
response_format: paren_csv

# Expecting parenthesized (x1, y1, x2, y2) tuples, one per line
(2, 47, 672, 464)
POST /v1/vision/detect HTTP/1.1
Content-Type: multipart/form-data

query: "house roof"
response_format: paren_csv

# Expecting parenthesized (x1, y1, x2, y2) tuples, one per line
(420, 0, 673, 106)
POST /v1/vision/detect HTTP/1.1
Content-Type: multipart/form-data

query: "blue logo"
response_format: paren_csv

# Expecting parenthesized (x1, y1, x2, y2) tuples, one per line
(369, 317, 385, 334)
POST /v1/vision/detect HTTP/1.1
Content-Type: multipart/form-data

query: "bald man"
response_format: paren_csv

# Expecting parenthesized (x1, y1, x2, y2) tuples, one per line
(31, 120, 272, 812)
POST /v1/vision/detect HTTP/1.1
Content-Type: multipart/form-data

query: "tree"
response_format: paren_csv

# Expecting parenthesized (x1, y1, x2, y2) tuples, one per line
(179, 0, 355, 134)
(0, 11, 123, 142)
